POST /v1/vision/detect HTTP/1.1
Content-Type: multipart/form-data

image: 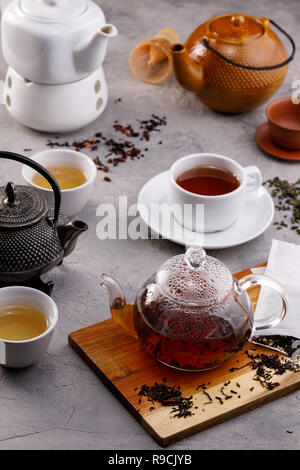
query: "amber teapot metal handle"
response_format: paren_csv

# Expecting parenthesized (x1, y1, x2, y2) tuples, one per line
(0, 151, 61, 224)
(202, 20, 296, 71)
(237, 273, 287, 331)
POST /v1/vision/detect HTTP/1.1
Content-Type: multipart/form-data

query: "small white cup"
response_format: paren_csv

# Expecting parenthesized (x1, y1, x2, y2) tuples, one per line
(0, 287, 58, 368)
(169, 153, 262, 233)
(22, 149, 97, 216)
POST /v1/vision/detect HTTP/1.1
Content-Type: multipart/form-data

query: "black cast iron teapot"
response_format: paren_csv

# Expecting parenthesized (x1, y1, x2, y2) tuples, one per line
(0, 151, 88, 292)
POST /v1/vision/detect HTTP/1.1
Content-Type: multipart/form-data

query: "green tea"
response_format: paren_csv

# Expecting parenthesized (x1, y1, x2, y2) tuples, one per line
(33, 165, 87, 190)
(0, 305, 48, 341)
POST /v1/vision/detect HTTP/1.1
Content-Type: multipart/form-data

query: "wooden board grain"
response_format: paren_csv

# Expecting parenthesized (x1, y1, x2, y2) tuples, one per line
(68, 264, 300, 446)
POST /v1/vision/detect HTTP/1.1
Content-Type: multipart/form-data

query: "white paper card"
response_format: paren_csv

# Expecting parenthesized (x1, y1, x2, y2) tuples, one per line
(251, 239, 300, 339)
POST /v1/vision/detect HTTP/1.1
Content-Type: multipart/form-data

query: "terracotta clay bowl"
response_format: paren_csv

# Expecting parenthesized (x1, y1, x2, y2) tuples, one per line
(266, 97, 300, 150)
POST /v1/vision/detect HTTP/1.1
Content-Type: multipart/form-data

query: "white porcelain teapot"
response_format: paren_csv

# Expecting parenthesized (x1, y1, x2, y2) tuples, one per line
(0, 0, 117, 132)
(1, 0, 117, 85)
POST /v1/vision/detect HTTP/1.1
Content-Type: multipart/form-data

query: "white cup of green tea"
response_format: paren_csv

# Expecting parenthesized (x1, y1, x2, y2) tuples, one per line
(22, 149, 97, 216)
(0, 286, 58, 368)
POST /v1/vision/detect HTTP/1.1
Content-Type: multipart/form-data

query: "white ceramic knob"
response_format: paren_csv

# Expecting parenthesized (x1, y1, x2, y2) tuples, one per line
(42, 0, 65, 5)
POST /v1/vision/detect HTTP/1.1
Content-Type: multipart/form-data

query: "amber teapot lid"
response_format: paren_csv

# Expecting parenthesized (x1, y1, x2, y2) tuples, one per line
(208, 14, 264, 43)
(183, 14, 295, 73)
(156, 247, 233, 307)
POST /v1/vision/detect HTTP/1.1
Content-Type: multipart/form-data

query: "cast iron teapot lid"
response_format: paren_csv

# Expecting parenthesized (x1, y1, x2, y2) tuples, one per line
(0, 151, 61, 229)
(0, 182, 49, 229)
(155, 247, 233, 307)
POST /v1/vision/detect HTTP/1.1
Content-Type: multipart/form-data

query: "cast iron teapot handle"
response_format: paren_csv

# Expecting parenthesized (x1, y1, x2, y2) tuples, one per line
(0, 151, 61, 224)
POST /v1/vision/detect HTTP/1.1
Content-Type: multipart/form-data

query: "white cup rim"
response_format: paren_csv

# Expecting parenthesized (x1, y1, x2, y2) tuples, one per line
(0, 286, 58, 344)
(170, 153, 246, 200)
(22, 148, 97, 194)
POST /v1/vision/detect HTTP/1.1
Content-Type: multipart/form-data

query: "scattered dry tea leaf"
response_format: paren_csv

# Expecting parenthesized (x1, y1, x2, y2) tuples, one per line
(264, 177, 300, 234)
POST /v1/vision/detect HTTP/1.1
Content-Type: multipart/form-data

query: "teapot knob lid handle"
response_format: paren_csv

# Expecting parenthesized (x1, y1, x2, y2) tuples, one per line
(5, 182, 16, 205)
(42, 0, 65, 5)
(185, 247, 206, 271)
(230, 15, 245, 27)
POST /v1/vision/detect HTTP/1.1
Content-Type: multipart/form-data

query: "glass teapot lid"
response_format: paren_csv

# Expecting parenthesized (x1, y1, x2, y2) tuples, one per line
(156, 247, 233, 307)
(19, 0, 88, 22)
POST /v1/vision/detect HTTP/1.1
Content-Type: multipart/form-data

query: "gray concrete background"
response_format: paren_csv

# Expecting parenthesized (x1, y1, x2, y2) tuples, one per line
(0, 0, 299, 450)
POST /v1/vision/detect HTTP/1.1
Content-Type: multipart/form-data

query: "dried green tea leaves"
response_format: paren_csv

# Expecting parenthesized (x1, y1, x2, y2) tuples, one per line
(264, 177, 300, 233)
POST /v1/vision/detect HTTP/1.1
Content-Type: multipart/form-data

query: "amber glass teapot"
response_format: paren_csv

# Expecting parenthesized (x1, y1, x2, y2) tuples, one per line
(172, 13, 295, 113)
(100, 247, 287, 371)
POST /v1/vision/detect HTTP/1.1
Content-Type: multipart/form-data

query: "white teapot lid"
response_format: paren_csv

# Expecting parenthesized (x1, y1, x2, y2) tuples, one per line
(19, 0, 88, 22)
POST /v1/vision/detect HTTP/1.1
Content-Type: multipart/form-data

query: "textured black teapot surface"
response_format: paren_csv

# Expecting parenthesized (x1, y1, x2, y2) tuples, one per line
(0, 151, 88, 294)
(0, 181, 48, 228)
(0, 182, 65, 281)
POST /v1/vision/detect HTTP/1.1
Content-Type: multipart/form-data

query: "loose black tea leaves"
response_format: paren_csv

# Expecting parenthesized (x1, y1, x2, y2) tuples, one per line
(202, 389, 213, 405)
(263, 177, 300, 233)
(136, 381, 194, 419)
(246, 350, 300, 390)
(46, 113, 167, 181)
(196, 383, 207, 391)
(229, 364, 249, 373)
(252, 335, 299, 357)
(220, 386, 232, 399)
(135, 348, 300, 420)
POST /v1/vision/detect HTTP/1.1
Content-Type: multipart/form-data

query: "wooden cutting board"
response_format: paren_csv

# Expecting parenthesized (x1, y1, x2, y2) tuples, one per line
(68, 264, 300, 446)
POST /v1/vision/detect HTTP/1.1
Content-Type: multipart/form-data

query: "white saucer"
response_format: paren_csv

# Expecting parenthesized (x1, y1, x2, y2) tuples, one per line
(137, 171, 274, 250)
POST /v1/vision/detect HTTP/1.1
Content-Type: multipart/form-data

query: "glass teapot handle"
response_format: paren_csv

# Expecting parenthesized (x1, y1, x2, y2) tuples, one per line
(0, 151, 61, 224)
(237, 273, 287, 331)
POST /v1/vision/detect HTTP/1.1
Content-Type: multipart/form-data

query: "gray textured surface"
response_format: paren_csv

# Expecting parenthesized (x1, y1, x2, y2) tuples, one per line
(0, 0, 299, 450)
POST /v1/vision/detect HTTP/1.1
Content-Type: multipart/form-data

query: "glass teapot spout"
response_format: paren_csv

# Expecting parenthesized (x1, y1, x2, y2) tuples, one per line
(100, 274, 138, 339)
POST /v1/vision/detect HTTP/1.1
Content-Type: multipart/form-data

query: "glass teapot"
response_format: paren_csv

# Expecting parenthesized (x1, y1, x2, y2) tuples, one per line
(101, 247, 287, 371)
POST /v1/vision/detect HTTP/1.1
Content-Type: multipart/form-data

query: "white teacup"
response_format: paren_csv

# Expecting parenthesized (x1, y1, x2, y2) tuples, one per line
(0, 287, 58, 368)
(22, 148, 97, 216)
(169, 153, 262, 233)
